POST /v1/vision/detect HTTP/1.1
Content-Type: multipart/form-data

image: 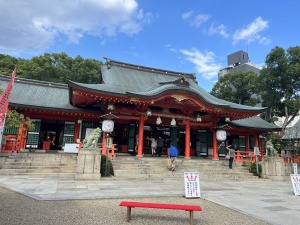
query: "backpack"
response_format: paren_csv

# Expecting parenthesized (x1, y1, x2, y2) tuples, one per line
(169, 145, 178, 157)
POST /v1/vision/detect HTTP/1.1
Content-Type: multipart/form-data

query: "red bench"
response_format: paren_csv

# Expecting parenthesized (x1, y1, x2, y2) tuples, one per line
(119, 201, 202, 225)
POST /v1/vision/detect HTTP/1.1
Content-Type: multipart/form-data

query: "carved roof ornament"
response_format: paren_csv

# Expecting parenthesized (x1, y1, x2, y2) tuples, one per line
(159, 76, 190, 87)
(130, 98, 139, 103)
(99, 112, 119, 120)
(172, 94, 187, 102)
(173, 76, 190, 87)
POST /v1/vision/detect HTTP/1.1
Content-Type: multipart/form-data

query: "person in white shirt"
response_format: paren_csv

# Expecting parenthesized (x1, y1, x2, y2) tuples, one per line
(147, 136, 157, 156)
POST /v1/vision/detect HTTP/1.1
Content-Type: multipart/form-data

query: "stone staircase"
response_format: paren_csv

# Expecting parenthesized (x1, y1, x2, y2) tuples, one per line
(0, 152, 77, 175)
(111, 155, 259, 181)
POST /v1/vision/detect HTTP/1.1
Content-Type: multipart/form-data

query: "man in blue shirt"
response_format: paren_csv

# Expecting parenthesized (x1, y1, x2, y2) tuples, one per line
(168, 142, 178, 171)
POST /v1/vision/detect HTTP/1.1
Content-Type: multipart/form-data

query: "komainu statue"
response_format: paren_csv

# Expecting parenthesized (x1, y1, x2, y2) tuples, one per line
(82, 127, 102, 149)
(266, 139, 277, 157)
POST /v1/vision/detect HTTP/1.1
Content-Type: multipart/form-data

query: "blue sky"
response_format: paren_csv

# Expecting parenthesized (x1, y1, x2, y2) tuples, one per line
(0, 0, 299, 92)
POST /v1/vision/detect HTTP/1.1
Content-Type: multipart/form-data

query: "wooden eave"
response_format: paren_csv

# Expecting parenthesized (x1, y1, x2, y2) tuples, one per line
(69, 85, 263, 122)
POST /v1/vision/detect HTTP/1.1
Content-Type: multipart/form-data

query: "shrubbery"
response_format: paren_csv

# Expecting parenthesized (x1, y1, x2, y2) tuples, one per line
(100, 154, 114, 176)
(249, 162, 262, 177)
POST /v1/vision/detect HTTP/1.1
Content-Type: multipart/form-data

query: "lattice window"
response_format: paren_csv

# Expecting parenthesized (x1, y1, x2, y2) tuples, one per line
(63, 136, 74, 145)
(239, 136, 246, 150)
(28, 121, 41, 133)
(26, 134, 39, 145)
(64, 123, 75, 135)
(3, 126, 18, 135)
(249, 135, 255, 149)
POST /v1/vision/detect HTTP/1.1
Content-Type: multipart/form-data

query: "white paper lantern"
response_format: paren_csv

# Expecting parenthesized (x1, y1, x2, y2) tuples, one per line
(102, 120, 114, 133)
(216, 130, 227, 141)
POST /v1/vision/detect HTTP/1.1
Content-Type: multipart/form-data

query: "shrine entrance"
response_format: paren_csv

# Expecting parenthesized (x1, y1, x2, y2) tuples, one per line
(39, 120, 64, 150)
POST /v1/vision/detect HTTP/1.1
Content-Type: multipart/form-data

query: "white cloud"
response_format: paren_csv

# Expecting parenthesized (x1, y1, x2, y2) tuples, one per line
(259, 37, 271, 45)
(180, 48, 221, 80)
(0, 0, 152, 55)
(233, 17, 270, 44)
(182, 11, 211, 28)
(181, 11, 194, 20)
(208, 23, 229, 38)
(165, 44, 177, 53)
(191, 14, 211, 28)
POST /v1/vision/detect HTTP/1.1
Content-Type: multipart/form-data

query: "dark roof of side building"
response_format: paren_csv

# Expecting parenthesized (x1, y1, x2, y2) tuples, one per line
(229, 116, 281, 131)
(0, 75, 101, 112)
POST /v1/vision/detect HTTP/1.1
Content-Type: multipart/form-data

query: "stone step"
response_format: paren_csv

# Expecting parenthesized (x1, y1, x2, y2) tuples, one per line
(3, 164, 76, 169)
(0, 168, 76, 174)
(5, 156, 77, 160)
(0, 172, 75, 176)
(111, 173, 258, 181)
(3, 162, 76, 166)
(6, 154, 77, 158)
(110, 156, 258, 181)
(112, 163, 248, 171)
(113, 168, 251, 176)
(0, 153, 78, 175)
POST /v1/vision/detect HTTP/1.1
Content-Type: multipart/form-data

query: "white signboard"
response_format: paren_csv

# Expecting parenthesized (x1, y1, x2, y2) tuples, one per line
(64, 143, 79, 153)
(290, 174, 300, 196)
(292, 163, 298, 175)
(184, 172, 201, 198)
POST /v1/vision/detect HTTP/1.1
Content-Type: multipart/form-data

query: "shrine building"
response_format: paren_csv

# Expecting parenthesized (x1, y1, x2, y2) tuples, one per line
(0, 58, 280, 159)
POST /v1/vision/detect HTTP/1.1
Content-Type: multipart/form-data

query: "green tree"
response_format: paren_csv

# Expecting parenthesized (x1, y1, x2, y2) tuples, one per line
(14, 52, 102, 84)
(5, 110, 34, 130)
(210, 70, 259, 106)
(0, 54, 18, 75)
(257, 46, 300, 130)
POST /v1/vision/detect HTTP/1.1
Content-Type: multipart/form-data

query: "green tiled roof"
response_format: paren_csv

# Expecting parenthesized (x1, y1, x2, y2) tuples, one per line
(69, 59, 266, 112)
(229, 116, 281, 130)
(0, 75, 95, 112)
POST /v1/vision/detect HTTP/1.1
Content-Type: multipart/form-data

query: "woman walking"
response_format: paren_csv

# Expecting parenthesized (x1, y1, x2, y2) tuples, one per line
(226, 145, 235, 170)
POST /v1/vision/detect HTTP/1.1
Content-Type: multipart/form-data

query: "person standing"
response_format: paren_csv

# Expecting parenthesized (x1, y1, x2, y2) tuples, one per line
(147, 136, 157, 156)
(196, 138, 201, 158)
(134, 134, 138, 155)
(157, 136, 164, 157)
(168, 142, 178, 171)
(226, 145, 235, 170)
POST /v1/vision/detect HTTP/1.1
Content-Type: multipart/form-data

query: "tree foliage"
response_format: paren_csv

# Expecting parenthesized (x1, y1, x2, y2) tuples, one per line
(256, 46, 300, 129)
(0, 52, 103, 84)
(210, 70, 259, 106)
(5, 110, 35, 130)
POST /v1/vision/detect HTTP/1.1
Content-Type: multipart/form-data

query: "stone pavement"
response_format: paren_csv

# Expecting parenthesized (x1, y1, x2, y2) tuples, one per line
(0, 174, 299, 225)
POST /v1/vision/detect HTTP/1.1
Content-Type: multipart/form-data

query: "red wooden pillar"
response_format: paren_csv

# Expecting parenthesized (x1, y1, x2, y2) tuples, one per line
(137, 114, 145, 157)
(213, 131, 218, 160)
(102, 132, 106, 155)
(17, 123, 27, 150)
(185, 119, 191, 159)
(74, 122, 81, 143)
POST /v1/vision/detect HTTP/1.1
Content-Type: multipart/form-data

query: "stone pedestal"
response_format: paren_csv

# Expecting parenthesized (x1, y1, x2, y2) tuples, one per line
(261, 156, 286, 181)
(75, 148, 101, 180)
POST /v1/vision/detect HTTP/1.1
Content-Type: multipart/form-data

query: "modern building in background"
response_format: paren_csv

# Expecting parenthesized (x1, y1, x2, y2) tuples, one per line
(218, 50, 260, 79)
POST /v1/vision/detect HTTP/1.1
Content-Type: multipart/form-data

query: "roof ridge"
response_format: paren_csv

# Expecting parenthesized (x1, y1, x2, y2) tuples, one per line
(103, 57, 196, 79)
(0, 74, 68, 89)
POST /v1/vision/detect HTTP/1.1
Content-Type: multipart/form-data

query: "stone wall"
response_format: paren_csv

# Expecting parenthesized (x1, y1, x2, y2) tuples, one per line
(261, 156, 294, 181)
(75, 149, 101, 180)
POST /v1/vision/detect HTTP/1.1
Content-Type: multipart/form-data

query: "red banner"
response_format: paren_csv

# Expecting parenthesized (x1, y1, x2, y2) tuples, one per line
(0, 69, 16, 127)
